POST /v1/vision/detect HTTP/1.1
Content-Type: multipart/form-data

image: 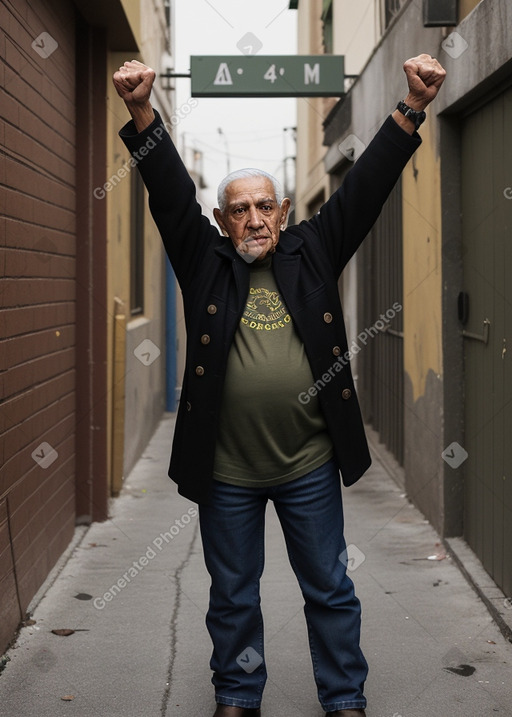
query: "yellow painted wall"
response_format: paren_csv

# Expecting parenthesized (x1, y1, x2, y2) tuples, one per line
(459, 0, 482, 21)
(105, 51, 136, 491)
(120, 0, 141, 48)
(402, 116, 443, 402)
(102, 0, 176, 484)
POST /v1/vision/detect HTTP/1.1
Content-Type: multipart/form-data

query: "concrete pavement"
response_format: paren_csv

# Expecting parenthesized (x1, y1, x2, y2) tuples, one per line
(1, 412, 511, 717)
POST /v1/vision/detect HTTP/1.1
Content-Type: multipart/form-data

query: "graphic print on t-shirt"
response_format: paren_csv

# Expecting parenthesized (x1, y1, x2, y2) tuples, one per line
(241, 286, 291, 331)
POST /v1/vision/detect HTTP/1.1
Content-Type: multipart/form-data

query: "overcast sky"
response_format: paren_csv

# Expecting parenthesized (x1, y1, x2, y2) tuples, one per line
(173, 0, 298, 212)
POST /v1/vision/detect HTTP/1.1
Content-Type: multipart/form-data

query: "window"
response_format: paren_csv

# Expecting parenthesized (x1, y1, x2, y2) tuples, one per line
(130, 170, 145, 316)
(383, 0, 407, 29)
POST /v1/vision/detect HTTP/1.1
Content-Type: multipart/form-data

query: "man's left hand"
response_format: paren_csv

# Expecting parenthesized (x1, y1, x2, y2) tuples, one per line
(402, 53, 446, 110)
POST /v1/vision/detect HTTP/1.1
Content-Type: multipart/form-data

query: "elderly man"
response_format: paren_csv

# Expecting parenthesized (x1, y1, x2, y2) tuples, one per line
(113, 55, 445, 717)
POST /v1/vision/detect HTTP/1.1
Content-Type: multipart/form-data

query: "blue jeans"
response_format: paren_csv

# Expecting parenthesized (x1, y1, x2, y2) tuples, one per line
(198, 459, 368, 711)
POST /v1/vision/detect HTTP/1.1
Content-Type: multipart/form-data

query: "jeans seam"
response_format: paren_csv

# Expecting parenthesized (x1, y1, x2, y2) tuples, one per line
(253, 508, 266, 697)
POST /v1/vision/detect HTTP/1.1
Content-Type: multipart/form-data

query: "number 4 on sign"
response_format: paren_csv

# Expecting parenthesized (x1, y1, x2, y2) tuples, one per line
(264, 64, 277, 84)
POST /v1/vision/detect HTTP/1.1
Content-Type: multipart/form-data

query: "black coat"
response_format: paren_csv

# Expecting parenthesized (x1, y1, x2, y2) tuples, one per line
(120, 112, 420, 504)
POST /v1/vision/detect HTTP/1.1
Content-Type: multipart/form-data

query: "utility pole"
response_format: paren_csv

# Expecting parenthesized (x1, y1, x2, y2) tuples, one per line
(283, 126, 297, 198)
(217, 127, 230, 175)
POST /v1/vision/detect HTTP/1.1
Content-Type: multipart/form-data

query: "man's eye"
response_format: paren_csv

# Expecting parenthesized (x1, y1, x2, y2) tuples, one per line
(261, 205, 272, 211)
(234, 207, 245, 215)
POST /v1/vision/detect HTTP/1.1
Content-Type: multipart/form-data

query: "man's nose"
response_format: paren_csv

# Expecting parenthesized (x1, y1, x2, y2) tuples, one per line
(248, 207, 264, 228)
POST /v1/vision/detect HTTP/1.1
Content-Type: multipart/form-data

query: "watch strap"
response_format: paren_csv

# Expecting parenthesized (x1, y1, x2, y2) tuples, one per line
(396, 100, 426, 130)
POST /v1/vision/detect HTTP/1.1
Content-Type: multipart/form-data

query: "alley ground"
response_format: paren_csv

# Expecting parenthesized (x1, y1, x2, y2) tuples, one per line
(1, 413, 511, 717)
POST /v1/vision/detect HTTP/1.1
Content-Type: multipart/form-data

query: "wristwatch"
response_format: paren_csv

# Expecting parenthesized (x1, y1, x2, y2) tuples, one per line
(396, 100, 426, 131)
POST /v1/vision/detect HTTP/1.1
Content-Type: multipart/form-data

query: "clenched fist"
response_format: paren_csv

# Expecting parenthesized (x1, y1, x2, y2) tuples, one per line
(402, 53, 446, 110)
(113, 59, 156, 132)
(113, 59, 155, 103)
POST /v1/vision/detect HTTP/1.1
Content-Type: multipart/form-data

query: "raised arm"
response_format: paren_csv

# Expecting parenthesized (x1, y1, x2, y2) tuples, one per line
(309, 53, 446, 274)
(113, 60, 216, 289)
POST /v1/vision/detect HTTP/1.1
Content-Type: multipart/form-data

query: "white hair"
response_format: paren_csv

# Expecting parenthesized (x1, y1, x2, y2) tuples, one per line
(217, 168, 284, 212)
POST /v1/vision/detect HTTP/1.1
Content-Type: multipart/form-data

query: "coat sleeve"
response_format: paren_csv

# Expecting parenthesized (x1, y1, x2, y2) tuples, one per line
(306, 115, 422, 277)
(119, 110, 218, 290)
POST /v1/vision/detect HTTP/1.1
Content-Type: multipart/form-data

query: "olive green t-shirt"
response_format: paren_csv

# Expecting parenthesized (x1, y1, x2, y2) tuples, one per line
(213, 256, 333, 487)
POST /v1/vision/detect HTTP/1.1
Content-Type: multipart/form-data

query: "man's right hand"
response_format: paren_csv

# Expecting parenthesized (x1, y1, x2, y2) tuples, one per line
(113, 59, 156, 132)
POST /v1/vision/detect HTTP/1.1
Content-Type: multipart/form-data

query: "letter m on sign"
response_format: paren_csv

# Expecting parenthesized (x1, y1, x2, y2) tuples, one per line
(304, 62, 320, 85)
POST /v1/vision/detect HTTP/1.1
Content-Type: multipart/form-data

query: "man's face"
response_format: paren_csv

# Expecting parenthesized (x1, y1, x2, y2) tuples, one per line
(213, 176, 290, 262)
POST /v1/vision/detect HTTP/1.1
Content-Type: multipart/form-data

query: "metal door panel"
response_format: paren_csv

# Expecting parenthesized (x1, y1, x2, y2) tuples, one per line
(461, 87, 512, 595)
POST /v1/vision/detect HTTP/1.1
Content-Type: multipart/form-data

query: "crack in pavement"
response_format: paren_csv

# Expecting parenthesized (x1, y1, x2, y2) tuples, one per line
(160, 520, 200, 716)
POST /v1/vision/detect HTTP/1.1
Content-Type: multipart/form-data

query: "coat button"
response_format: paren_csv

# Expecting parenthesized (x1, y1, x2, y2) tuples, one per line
(201, 334, 210, 345)
(207, 304, 217, 315)
(186, 401, 192, 411)
(342, 388, 352, 400)
(332, 346, 341, 356)
(323, 312, 333, 323)
(195, 366, 205, 376)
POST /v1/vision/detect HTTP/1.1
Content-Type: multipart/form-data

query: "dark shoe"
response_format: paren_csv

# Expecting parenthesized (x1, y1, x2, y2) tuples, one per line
(213, 705, 261, 717)
(325, 710, 366, 717)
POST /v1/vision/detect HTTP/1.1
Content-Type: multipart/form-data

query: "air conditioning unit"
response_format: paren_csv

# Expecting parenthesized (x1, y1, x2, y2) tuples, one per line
(423, 0, 458, 26)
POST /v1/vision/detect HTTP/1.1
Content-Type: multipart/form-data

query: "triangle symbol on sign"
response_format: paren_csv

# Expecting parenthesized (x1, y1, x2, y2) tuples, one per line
(214, 62, 233, 86)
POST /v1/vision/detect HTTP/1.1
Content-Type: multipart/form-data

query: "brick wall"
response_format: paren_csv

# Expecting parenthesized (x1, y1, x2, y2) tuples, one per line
(0, 0, 77, 650)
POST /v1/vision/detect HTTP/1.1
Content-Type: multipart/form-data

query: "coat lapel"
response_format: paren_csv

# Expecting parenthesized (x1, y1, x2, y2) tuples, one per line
(214, 241, 250, 308)
(273, 231, 303, 314)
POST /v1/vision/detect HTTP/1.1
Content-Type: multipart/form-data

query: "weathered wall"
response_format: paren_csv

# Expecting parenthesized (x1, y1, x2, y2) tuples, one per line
(326, 0, 512, 536)
(0, 0, 77, 649)
(402, 112, 444, 528)
(106, 10, 171, 479)
(436, 0, 512, 115)
(331, 1, 446, 530)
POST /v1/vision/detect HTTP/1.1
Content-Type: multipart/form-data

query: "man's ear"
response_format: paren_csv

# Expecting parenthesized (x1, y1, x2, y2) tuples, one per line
(213, 208, 229, 237)
(279, 198, 291, 230)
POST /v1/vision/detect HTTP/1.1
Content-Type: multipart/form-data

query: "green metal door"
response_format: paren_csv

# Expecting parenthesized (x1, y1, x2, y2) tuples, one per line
(461, 86, 512, 596)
